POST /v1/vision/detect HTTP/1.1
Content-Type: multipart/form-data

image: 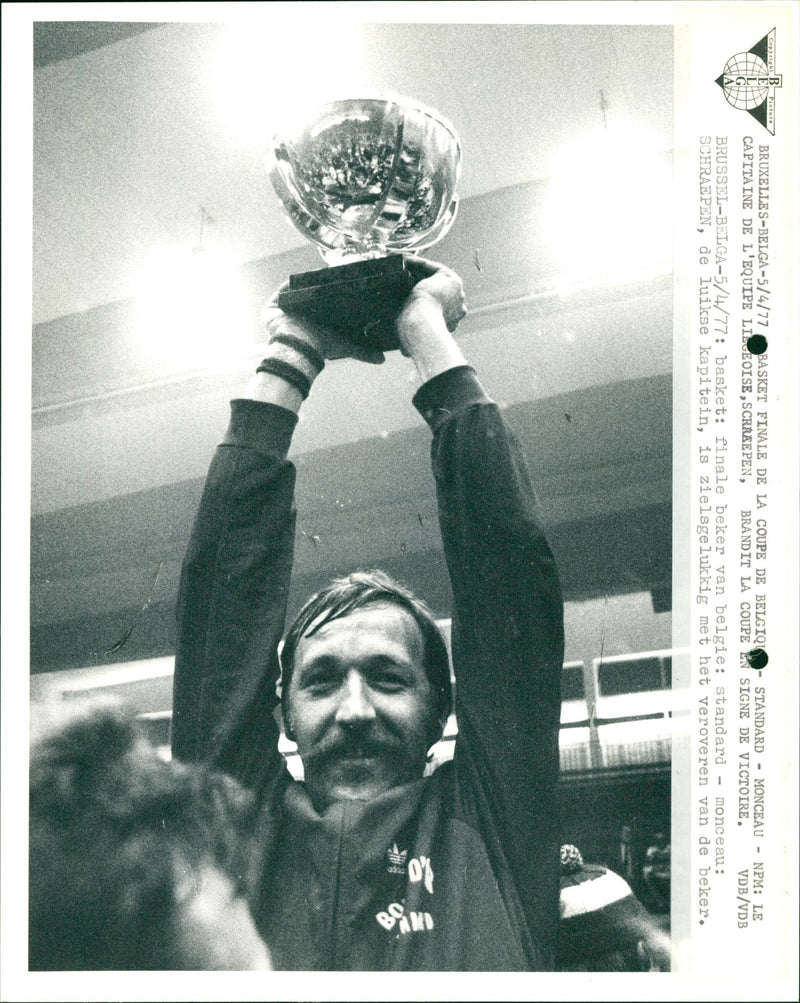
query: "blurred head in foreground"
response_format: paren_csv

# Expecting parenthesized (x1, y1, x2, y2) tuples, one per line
(29, 701, 271, 971)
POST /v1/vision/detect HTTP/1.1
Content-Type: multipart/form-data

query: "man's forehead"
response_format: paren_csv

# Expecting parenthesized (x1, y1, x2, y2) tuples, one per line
(298, 602, 425, 654)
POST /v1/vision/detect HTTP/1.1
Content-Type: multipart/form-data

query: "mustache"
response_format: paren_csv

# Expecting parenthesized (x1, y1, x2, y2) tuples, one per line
(301, 732, 401, 766)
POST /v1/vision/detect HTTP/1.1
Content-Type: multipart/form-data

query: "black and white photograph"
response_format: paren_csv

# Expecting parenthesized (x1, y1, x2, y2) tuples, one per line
(2, 3, 797, 1000)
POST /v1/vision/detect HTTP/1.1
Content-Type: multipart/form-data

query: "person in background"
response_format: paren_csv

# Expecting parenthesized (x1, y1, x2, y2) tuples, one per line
(642, 831, 671, 912)
(618, 823, 636, 887)
(557, 843, 671, 972)
(171, 259, 565, 970)
(29, 700, 272, 971)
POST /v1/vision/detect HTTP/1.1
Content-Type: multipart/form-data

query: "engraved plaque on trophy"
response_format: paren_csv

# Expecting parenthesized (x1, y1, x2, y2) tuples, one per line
(267, 96, 461, 350)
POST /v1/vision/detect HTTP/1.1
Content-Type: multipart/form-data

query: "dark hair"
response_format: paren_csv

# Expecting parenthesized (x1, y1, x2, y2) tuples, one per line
(281, 570, 452, 729)
(29, 701, 258, 971)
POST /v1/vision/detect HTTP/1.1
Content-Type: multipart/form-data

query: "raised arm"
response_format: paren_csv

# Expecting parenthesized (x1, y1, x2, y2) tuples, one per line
(397, 261, 565, 960)
(171, 298, 381, 791)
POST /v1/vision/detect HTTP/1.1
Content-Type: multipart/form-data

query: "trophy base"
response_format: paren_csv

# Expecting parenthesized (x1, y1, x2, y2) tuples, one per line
(277, 254, 416, 351)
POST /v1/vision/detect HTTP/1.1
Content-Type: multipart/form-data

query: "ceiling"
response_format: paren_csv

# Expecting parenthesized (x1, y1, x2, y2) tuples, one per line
(31, 16, 673, 325)
(33, 21, 163, 67)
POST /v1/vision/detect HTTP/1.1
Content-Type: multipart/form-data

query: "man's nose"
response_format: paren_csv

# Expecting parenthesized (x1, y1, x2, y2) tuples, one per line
(335, 671, 376, 728)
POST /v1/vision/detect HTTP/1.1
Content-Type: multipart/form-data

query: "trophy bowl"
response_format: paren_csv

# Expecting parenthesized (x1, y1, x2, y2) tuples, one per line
(267, 96, 462, 349)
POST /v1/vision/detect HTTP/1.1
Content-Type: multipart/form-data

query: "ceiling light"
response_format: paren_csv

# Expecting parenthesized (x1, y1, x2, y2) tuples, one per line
(133, 241, 251, 370)
(544, 122, 672, 290)
(210, 21, 369, 148)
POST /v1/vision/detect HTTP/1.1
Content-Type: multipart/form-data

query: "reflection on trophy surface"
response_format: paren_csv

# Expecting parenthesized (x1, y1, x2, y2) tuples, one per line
(267, 96, 462, 348)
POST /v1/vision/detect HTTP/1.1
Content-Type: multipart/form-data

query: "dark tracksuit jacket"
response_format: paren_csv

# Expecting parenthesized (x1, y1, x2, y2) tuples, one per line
(172, 365, 564, 970)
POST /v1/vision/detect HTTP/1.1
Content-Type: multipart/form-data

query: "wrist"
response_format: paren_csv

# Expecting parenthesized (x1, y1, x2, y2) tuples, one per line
(248, 370, 305, 411)
(267, 333, 325, 382)
(249, 335, 325, 412)
(396, 291, 444, 335)
(397, 302, 466, 383)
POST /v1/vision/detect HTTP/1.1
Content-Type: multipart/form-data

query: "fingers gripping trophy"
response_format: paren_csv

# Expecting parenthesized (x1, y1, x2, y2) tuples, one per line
(266, 95, 462, 350)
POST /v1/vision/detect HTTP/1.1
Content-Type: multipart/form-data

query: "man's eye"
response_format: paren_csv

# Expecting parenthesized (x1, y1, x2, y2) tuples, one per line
(371, 675, 407, 692)
(305, 674, 339, 692)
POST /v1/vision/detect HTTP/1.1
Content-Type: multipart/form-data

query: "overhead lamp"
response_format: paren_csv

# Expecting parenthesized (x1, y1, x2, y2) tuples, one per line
(134, 208, 251, 369)
(543, 117, 672, 291)
(209, 21, 368, 148)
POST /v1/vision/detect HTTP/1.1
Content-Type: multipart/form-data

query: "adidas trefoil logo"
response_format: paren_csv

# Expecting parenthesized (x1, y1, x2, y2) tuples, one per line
(387, 843, 408, 874)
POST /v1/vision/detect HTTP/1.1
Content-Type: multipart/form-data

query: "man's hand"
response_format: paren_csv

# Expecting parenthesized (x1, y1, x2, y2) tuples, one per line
(250, 262, 468, 408)
(248, 284, 386, 411)
(399, 258, 468, 335)
(396, 258, 468, 383)
(261, 284, 386, 365)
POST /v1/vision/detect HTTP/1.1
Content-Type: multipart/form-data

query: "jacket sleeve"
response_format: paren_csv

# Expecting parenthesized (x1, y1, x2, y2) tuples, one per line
(413, 365, 564, 963)
(171, 398, 298, 794)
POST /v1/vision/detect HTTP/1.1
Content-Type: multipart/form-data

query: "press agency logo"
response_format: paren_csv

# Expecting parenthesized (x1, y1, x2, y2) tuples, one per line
(715, 28, 782, 135)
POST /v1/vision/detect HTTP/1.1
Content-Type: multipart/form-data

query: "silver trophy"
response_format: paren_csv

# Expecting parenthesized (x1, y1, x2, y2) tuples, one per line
(267, 96, 461, 349)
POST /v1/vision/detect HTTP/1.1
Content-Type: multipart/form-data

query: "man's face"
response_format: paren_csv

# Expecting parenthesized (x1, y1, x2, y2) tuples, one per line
(286, 603, 441, 810)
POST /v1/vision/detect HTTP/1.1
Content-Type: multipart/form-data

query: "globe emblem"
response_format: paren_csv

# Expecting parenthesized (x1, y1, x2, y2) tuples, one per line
(719, 52, 770, 110)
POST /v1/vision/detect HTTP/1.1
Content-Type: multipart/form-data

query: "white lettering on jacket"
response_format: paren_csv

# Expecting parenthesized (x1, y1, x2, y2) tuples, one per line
(376, 856, 435, 933)
(376, 904, 434, 933)
(407, 855, 434, 894)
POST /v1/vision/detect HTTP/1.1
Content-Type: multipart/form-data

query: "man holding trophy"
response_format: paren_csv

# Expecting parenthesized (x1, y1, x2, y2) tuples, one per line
(172, 97, 564, 971)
